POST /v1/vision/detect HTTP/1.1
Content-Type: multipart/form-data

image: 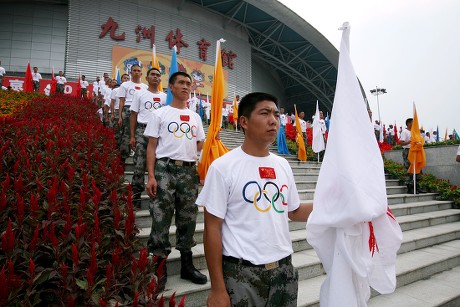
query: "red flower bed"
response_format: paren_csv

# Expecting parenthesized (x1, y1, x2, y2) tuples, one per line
(0, 96, 178, 305)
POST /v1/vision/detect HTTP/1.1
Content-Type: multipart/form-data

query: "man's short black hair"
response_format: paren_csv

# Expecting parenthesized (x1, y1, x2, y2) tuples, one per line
(169, 71, 192, 85)
(406, 118, 413, 126)
(147, 67, 161, 76)
(238, 92, 279, 120)
(131, 64, 141, 70)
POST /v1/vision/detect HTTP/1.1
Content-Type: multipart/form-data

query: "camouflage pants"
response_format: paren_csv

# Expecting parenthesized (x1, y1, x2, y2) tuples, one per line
(131, 124, 148, 200)
(33, 81, 40, 92)
(147, 160, 199, 257)
(403, 148, 420, 185)
(111, 111, 122, 149)
(119, 106, 131, 160)
(223, 257, 298, 307)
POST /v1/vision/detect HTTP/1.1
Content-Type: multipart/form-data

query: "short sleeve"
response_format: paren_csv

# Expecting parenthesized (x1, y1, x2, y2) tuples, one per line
(196, 164, 229, 219)
(144, 111, 161, 138)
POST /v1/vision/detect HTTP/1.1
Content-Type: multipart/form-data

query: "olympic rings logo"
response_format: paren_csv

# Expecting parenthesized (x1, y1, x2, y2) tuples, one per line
(168, 122, 197, 140)
(145, 99, 162, 111)
(242, 181, 288, 213)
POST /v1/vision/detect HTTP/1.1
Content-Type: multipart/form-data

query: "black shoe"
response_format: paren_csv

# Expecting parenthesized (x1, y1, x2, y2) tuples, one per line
(180, 251, 207, 284)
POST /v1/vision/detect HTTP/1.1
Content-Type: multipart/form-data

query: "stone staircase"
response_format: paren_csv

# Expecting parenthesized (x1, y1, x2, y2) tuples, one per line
(127, 129, 460, 306)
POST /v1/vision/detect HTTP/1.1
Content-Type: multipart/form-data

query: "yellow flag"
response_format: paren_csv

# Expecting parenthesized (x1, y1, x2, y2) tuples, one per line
(294, 104, 307, 161)
(232, 92, 238, 124)
(152, 44, 163, 92)
(407, 103, 426, 174)
(198, 39, 230, 181)
(444, 128, 448, 143)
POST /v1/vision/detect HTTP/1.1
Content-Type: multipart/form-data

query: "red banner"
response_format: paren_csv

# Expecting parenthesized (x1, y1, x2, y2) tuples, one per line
(2, 75, 94, 96)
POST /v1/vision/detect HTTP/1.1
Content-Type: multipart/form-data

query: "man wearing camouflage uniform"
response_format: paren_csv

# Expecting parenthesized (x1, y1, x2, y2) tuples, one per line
(117, 64, 147, 166)
(130, 67, 166, 208)
(144, 71, 207, 291)
(196, 92, 313, 306)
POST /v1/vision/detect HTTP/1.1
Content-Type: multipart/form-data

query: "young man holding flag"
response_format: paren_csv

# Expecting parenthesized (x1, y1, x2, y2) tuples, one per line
(197, 92, 312, 307)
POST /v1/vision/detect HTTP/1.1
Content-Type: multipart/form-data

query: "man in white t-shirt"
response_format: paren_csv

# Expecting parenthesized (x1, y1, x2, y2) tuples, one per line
(221, 105, 229, 129)
(110, 73, 130, 148)
(294, 111, 308, 144)
(80, 75, 89, 98)
(102, 78, 114, 125)
(399, 118, 425, 193)
(117, 64, 147, 163)
(55, 71, 66, 94)
(197, 92, 313, 307)
(144, 71, 207, 291)
(92, 76, 100, 104)
(129, 67, 166, 208)
(32, 67, 42, 93)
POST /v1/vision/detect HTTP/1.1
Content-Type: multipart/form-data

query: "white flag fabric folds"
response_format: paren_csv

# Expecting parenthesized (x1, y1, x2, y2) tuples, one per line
(312, 100, 326, 153)
(306, 22, 403, 307)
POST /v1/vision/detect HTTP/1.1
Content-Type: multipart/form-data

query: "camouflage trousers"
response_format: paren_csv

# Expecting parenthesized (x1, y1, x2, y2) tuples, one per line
(119, 106, 131, 160)
(403, 148, 420, 185)
(223, 256, 298, 307)
(131, 124, 148, 200)
(147, 159, 199, 257)
(111, 111, 122, 149)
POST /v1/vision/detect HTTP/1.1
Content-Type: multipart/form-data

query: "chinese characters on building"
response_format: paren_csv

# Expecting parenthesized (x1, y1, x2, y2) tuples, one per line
(99, 17, 237, 69)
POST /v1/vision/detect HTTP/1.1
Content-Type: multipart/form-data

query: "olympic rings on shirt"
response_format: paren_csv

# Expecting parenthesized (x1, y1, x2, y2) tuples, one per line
(145, 101, 162, 111)
(242, 181, 288, 213)
(167, 122, 197, 139)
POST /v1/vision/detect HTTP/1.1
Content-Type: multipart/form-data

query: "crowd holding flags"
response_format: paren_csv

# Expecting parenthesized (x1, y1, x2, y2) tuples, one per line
(197, 38, 230, 181)
(306, 22, 402, 306)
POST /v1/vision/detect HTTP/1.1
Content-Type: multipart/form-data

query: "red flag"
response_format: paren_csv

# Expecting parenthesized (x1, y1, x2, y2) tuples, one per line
(24, 63, 33, 93)
(50, 67, 57, 95)
(394, 123, 399, 144)
(75, 73, 82, 98)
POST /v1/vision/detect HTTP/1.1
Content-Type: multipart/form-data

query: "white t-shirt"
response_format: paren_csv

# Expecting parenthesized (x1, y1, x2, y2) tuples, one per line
(130, 89, 167, 124)
(222, 107, 229, 117)
(103, 87, 113, 111)
(0, 67, 5, 76)
(32, 72, 42, 82)
(400, 128, 411, 149)
(196, 147, 300, 264)
(55, 76, 66, 84)
(280, 113, 287, 126)
(92, 81, 99, 94)
(80, 80, 89, 89)
(144, 105, 205, 162)
(110, 87, 121, 110)
(188, 97, 198, 113)
(117, 81, 147, 106)
(294, 119, 307, 133)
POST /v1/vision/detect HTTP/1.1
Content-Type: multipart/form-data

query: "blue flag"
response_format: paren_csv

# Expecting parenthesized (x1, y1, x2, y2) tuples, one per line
(116, 67, 121, 84)
(166, 46, 178, 105)
(453, 129, 459, 140)
(325, 112, 330, 131)
(436, 125, 440, 142)
(199, 96, 204, 119)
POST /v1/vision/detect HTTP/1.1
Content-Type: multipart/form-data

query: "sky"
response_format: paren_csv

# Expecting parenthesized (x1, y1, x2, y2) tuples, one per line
(278, 0, 459, 136)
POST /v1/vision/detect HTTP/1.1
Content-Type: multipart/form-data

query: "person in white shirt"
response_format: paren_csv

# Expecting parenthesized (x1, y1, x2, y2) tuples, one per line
(32, 67, 42, 93)
(117, 64, 147, 163)
(424, 131, 432, 144)
(102, 78, 114, 125)
(55, 71, 66, 94)
(399, 118, 425, 193)
(188, 95, 199, 113)
(92, 76, 100, 104)
(0, 60, 5, 90)
(197, 92, 312, 306)
(98, 73, 109, 107)
(221, 105, 229, 129)
(144, 71, 207, 291)
(80, 75, 89, 98)
(129, 67, 166, 208)
(374, 120, 381, 142)
(294, 111, 307, 144)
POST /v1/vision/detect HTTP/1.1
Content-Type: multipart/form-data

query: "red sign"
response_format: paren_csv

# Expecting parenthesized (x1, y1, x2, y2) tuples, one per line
(2, 76, 94, 97)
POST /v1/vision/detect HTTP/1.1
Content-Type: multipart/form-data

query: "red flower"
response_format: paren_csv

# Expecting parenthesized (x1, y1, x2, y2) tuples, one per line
(61, 262, 68, 284)
(1, 218, 15, 253)
(0, 266, 8, 303)
(30, 193, 39, 218)
(28, 258, 36, 283)
(132, 291, 139, 307)
(138, 247, 148, 272)
(105, 264, 113, 289)
(169, 292, 176, 307)
(178, 296, 186, 307)
(71, 243, 79, 268)
(94, 214, 101, 244)
(110, 189, 118, 206)
(50, 222, 59, 248)
(14, 174, 23, 193)
(131, 257, 137, 277)
(87, 267, 94, 288)
(29, 225, 39, 252)
(2, 173, 10, 191)
(0, 189, 6, 212)
(16, 194, 24, 225)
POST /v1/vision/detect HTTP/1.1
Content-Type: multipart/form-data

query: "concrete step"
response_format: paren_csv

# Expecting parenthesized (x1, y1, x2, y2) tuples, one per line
(159, 239, 460, 307)
(296, 240, 460, 306)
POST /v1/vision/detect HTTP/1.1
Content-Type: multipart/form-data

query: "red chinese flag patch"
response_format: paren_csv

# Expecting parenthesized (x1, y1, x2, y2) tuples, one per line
(180, 115, 190, 122)
(135, 86, 141, 90)
(259, 167, 276, 179)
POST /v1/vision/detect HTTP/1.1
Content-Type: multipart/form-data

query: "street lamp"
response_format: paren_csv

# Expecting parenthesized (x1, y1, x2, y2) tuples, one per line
(369, 87, 387, 125)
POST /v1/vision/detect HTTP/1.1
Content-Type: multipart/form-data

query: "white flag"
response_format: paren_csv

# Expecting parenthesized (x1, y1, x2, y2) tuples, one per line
(306, 22, 402, 306)
(312, 101, 326, 153)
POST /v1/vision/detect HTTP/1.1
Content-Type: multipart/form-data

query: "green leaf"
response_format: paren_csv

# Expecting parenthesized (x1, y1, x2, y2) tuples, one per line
(76, 278, 88, 290)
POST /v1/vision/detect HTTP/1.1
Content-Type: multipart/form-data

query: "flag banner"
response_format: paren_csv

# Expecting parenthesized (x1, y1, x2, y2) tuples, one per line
(294, 105, 307, 161)
(436, 126, 440, 142)
(277, 106, 290, 155)
(75, 73, 82, 98)
(50, 67, 57, 95)
(444, 128, 448, 142)
(152, 44, 163, 91)
(407, 104, 426, 174)
(312, 101, 326, 153)
(197, 39, 230, 181)
(24, 63, 33, 93)
(306, 22, 402, 306)
(116, 66, 121, 84)
(232, 92, 238, 124)
(453, 129, 459, 140)
(394, 123, 399, 144)
(325, 112, 330, 131)
(166, 46, 178, 105)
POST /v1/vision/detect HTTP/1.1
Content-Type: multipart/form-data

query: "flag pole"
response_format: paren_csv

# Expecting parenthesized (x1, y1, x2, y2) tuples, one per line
(413, 157, 416, 195)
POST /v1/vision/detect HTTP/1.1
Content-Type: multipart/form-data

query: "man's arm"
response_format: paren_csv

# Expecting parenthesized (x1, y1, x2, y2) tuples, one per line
(203, 209, 231, 307)
(288, 202, 313, 222)
(130, 111, 138, 150)
(145, 137, 158, 198)
(197, 140, 203, 152)
(110, 98, 116, 121)
(118, 97, 125, 126)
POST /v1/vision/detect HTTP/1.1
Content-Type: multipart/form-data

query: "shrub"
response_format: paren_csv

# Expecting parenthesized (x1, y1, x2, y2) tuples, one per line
(0, 96, 180, 306)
